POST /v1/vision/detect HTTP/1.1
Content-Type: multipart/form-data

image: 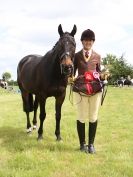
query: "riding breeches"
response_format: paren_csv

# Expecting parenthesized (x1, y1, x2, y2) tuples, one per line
(74, 92, 102, 123)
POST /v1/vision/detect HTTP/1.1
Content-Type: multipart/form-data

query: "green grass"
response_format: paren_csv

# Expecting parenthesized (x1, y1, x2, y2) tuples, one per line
(0, 86, 133, 177)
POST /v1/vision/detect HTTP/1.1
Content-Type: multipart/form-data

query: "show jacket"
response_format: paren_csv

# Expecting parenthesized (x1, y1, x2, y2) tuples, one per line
(74, 50, 101, 76)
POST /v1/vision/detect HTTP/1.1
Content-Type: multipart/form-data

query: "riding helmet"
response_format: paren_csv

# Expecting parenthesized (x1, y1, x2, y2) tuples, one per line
(81, 29, 95, 41)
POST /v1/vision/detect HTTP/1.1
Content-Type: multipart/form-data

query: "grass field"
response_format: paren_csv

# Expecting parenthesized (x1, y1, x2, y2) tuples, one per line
(0, 86, 133, 177)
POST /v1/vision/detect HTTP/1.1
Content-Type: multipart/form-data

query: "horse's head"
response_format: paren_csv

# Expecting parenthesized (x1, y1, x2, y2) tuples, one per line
(57, 24, 77, 76)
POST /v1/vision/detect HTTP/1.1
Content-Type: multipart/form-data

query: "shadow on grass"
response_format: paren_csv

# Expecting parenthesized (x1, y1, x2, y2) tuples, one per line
(0, 126, 76, 153)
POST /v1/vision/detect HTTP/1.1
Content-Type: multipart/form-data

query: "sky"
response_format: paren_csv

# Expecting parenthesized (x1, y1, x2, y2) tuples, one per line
(0, 0, 133, 80)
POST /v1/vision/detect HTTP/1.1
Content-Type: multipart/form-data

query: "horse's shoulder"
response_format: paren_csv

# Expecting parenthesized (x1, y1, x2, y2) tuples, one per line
(20, 55, 43, 65)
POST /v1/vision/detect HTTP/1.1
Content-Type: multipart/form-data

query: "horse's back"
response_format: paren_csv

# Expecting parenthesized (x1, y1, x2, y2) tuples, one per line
(17, 55, 43, 92)
(18, 55, 42, 70)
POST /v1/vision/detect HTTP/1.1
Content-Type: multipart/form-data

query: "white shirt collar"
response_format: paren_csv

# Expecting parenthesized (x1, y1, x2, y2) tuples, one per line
(83, 49, 92, 57)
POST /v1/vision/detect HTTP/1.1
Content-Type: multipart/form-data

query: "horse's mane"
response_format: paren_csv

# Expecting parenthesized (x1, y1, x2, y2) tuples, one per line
(52, 41, 59, 51)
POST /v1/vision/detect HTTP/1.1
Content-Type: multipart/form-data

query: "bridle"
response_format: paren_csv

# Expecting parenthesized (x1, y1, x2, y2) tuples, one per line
(59, 43, 75, 76)
(60, 53, 74, 76)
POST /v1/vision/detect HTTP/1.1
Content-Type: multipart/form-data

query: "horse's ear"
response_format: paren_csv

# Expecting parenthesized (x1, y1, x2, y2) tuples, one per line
(70, 24, 77, 37)
(58, 24, 64, 36)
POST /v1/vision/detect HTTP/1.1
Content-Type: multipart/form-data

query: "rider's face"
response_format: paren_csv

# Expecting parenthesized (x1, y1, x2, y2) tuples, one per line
(82, 39, 94, 51)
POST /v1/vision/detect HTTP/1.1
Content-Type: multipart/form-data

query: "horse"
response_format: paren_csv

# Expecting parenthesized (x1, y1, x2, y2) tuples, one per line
(0, 79, 3, 88)
(124, 79, 132, 87)
(117, 79, 124, 87)
(0, 79, 8, 89)
(17, 24, 77, 141)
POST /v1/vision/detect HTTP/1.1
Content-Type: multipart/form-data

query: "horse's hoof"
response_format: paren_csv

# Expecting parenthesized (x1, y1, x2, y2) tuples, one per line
(26, 127, 32, 134)
(56, 137, 62, 141)
(33, 125, 37, 130)
(37, 135, 43, 141)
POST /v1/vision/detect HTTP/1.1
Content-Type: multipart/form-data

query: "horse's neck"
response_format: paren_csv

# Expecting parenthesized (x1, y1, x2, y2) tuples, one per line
(51, 57, 68, 85)
(44, 43, 69, 85)
(43, 51, 67, 82)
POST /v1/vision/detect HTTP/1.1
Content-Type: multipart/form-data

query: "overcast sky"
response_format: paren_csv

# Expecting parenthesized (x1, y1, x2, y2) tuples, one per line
(0, 0, 133, 80)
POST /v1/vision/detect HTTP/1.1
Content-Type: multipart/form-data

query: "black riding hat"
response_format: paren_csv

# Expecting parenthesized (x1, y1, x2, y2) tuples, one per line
(81, 29, 95, 41)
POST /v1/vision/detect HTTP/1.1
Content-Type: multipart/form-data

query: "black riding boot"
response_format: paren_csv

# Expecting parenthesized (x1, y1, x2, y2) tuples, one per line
(88, 121, 97, 154)
(77, 120, 88, 152)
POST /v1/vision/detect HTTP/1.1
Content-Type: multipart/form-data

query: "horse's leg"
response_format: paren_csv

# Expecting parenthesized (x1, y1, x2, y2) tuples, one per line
(21, 91, 33, 133)
(32, 96, 39, 130)
(37, 98, 46, 140)
(55, 95, 65, 141)
(26, 111, 32, 133)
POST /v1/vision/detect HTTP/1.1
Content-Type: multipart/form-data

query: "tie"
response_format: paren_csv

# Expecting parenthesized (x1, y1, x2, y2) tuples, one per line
(85, 51, 89, 58)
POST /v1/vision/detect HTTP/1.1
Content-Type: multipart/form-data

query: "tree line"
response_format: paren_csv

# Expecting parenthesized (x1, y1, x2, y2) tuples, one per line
(1, 72, 17, 86)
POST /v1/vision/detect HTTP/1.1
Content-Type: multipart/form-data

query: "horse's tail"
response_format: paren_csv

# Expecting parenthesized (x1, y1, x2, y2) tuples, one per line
(23, 93, 34, 112)
(28, 93, 34, 112)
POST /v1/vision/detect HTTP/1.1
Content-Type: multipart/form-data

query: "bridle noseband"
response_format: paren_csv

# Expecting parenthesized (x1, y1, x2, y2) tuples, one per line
(60, 53, 74, 76)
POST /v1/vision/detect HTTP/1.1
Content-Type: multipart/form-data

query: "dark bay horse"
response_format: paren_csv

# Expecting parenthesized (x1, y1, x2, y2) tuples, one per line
(124, 79, 132, 87)
(17, 24, 77, 140)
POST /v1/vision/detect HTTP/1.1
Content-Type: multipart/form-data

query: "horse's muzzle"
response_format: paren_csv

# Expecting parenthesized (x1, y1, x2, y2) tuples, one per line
(61, 64, 73, 76)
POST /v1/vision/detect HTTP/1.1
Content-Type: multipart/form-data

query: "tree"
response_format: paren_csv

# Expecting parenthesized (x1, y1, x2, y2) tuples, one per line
(102, 54, 133, 84)
(102, 54, 117, 65)
(2, 72, 12, 81)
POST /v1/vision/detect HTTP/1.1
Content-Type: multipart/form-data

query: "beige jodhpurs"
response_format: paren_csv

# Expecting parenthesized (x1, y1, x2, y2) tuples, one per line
(74, 92, 102, 123)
